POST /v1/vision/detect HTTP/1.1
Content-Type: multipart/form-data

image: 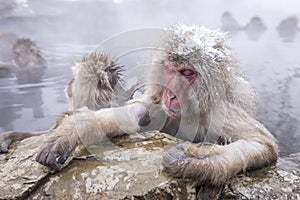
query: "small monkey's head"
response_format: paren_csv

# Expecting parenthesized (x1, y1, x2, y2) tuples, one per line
(12, 38, 46, 68)
(67, 52, 124, 110)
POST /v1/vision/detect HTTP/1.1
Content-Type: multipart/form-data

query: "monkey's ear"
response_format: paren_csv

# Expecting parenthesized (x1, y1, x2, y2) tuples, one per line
(105, 67, 116, 73)
(65, 78, 74, 99)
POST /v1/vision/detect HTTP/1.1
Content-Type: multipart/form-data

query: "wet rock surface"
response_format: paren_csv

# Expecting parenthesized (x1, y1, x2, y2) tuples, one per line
(221, 154, 300, 199)
(0, 134, 49, 200)
(0, 132, 299, 200)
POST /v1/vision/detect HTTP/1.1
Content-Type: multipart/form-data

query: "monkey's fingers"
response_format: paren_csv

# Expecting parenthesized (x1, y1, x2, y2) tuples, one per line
(0, 138, 12, 153)
(127, 83, 140, 99)
(36, 138, 73, 171)
(163, 143, 229, 185)
(0, 132, 14, 153)
(36, 141, 62, 171)
(138, 110, 151, 127)
(162, 143, 190, 178)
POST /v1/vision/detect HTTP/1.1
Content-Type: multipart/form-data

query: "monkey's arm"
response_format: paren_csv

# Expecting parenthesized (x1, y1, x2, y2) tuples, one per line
(0, 128, 56, 153)
(0, 111, 74, 153)
(0, 62, 17, 70)
(162, 108, 278, 185)
(36, 101, 150, 171)
(0, 62, 17, 77)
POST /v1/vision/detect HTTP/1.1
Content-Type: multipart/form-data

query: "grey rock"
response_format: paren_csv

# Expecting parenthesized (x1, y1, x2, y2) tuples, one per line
(0, 131, 299, 200)
(221, 153, 300, 199)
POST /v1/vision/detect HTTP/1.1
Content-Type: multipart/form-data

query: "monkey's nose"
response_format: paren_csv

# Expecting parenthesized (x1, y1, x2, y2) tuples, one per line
(167, 89, 176, 99)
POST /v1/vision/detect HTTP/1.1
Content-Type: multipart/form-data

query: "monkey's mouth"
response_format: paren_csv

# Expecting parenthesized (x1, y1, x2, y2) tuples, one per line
(163, 104, 181, 118)
(162, 88, 182, 118)
(169, 108, 181, 117)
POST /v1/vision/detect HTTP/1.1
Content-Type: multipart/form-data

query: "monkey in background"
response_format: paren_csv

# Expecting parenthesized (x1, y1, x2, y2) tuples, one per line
(0, 25, 278, 186)
(245, 16, 267, 40)
(277, 16, 299, 42)
(0, 37, 46, 80)
(12, 38, 46, 69)
(221, 11, 243, 33)
(221, 12, 267, 40)
(12, 38, 46, 83)
(0, 61, 16, 78)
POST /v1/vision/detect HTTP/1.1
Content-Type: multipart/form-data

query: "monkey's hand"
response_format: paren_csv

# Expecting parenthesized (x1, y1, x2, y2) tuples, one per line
(163, 138, 277, 185)
(35, 103, 149, 171)
(162, 142, 230, 185)
(36, 134, 79, 171)
(36, 117, 79, 171)
(0, 132, 14, 153)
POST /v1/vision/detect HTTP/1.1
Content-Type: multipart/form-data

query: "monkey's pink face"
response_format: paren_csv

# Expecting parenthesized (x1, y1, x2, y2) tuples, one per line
(13, 50, 21, 66)
(162, 64, 198, 118)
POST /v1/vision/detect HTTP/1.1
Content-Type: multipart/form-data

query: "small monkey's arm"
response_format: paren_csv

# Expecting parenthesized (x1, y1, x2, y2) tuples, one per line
(36, 101, 150, 171)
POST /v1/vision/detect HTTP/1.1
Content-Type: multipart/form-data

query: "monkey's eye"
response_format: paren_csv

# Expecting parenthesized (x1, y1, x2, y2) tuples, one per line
(180, 69, 195, 77)
(165, 67, 175, 74)
(13, 51, 20, 56)
(105, 67, 117, 74)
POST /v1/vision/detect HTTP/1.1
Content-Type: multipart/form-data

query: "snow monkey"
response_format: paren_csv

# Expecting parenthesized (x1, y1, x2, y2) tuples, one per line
(65, 52, 126, 110)
(0, 52, 126, 152)
(0, 25, 278, 185)
(12, 38, 46, 69)
(0, 38, 46, 79)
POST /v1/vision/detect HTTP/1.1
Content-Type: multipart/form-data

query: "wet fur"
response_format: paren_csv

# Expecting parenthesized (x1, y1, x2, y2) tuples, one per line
(69, 52, 125, 110)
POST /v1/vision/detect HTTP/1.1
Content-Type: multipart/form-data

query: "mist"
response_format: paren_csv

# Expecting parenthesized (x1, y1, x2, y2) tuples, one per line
(1, 0, 299, 44)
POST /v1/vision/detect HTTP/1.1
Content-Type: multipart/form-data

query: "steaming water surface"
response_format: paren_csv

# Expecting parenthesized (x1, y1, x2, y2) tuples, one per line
(0, 44, 95, 132)
(0, 0, 299, 156)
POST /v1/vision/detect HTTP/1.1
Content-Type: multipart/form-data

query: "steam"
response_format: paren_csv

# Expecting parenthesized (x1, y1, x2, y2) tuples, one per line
(0, 0, 297, 47)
